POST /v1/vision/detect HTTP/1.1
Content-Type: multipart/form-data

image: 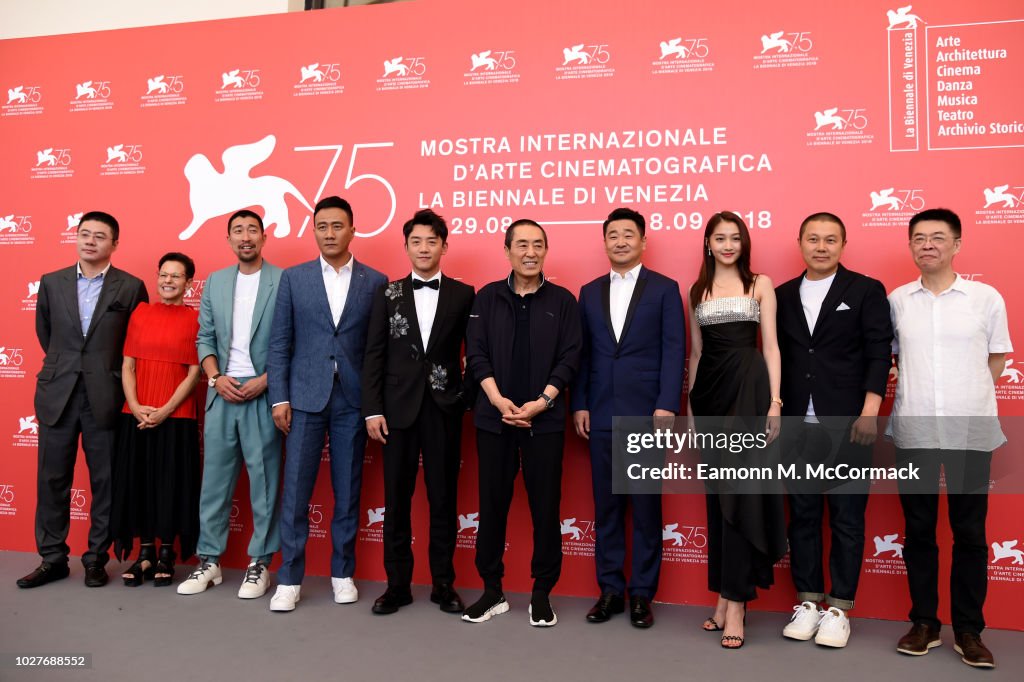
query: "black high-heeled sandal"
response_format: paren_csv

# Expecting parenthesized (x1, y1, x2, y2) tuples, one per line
(153, 546, 176, 587)
(122, 545, 156, 587)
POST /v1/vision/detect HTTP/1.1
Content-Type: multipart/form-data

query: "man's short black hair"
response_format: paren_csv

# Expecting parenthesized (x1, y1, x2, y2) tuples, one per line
(603, 207, 646, 237)
(504, 219, 547, 249)
(314, 196, 354, 224)
(227, 209, 264, 234)
(78, 211, 119, 241)
(909, 207, 961, 239)
(403, 209, 448, 243)
(159, 252, 196, 280)
(799, 212, 846, 241)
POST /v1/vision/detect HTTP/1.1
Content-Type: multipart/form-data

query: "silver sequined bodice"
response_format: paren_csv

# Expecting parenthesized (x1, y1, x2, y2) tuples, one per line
(694, 296, 760, 326)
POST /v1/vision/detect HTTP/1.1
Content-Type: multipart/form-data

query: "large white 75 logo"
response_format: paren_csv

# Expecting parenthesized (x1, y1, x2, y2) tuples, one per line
(0, 484, 14, 504)
(294, 143, 397, 238)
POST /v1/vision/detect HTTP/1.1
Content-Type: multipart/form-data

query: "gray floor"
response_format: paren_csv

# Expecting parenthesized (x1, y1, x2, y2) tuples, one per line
(0, 551, 1020, 681)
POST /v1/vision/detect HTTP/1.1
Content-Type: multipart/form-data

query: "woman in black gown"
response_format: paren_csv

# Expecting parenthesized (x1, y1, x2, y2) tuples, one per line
(686, 212, 787, 648)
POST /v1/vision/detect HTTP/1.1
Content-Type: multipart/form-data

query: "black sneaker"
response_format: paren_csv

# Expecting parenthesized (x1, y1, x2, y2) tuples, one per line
(461, 589, 509, 623)
(529, 590, 557, 627)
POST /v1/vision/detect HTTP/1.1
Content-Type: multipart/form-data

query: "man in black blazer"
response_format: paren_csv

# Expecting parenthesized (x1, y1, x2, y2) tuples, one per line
(775, 212, 893, 647)
(18, 211, 148, 589)
(362, 209, 474, 615)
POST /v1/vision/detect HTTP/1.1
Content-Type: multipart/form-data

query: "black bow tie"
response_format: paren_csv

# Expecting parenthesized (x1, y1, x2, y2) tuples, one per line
(413, 279, 439, 290)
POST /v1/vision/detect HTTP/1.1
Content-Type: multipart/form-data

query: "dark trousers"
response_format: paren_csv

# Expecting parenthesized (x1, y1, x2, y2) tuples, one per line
(784, 422, 870, 609)
(36, 379, 115, 567)
(897, 448, 991, 635)
(475, 427, 564, 594)
(590, 430, 662, 599)
(277, 378, 366, 584)
(382, 397, 461, 588)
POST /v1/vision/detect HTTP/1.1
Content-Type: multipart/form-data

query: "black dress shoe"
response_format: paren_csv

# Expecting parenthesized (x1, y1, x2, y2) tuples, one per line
(586, 593, 625, 623)
(430, 583, 465, 613)
(630, 596, 654, 628)
(16, 561, 70, 588)
(84, 563, 108, 587)
(372, 588, 413, 615)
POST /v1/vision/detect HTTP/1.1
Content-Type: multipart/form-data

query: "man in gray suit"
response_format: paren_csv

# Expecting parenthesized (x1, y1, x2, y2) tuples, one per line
(18, 211, 148, 588)
(177, 209, 283, 600)
(267, 196, 387, 612)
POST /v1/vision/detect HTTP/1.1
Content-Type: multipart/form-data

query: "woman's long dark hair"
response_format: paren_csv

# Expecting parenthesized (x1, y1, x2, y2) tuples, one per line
(689, 211, 755, 310)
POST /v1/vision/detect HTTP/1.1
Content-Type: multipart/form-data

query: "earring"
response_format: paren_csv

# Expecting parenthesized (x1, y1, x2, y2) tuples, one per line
(706, 246, 711, 256)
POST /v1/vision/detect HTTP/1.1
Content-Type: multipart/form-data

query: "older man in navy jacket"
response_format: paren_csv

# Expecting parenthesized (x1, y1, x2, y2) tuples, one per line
(571, 207, 685, 628)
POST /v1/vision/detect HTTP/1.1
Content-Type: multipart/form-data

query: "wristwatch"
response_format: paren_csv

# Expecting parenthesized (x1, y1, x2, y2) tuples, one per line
(208, 373, 222, 388)
(537, 392, 555, 410)
(770, 397, 784, 407)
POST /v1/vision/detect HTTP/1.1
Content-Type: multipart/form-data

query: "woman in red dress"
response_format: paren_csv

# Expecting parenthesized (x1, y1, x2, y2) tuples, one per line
(112, 253, 201, 586)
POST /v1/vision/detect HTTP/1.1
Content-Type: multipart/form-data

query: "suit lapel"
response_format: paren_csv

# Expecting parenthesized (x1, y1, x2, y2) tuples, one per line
(617, 267, 648, 347)
(85, 268, 123, 341)
(600, 277, 616, 346)
(786, 277, 812, 341)
(60, 267, 81, 334)
(400, 274, 425, 351)
(811, 265, 852, 340)
(314, 259, 335, 329)
(338, 258, 365, 330)
(424, 275, 451, 354)
(249, 264, 276, 341)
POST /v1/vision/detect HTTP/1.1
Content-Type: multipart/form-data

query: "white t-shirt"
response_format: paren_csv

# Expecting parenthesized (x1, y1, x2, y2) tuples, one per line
(886, 275, 1013, 451)
(799, 272, 835, 422)
(225, 270, 260, 377)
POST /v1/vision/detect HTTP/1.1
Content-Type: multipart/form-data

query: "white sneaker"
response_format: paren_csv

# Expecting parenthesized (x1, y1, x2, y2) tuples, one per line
(176, 560, 222, 595)
(814, 607, 851, 648)
(269, 585, 301, 612)
(332, 577, 358, 604)
(237, 560, 270, 599)
(783, 601, 824, 640)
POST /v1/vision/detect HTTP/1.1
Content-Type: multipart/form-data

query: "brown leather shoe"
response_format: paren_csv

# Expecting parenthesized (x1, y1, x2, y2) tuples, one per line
(954, 633, 995, 669)
(896, 622, 941, 655)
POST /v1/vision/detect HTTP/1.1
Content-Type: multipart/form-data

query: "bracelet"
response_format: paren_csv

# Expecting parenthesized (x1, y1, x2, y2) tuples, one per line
(770, 397, 783, 407)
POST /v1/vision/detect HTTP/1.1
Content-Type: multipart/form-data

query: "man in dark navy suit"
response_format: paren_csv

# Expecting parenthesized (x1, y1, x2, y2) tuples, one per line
(571, 207, 685, 628)
(775, 212, 892, 648)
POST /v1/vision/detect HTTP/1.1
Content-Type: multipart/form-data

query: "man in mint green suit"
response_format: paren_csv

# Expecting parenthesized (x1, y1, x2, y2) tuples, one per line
(177, 210, 282, 600)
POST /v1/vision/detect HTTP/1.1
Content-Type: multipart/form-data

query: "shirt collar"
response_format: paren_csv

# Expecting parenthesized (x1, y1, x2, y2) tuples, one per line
(610, 263, 643, 282)
(77, 262, 111, 280)
(320, 254, 353, 274)
(411, 271, 442, 283)
(506, 271, 546, 293)
(910, 273, 966, 296)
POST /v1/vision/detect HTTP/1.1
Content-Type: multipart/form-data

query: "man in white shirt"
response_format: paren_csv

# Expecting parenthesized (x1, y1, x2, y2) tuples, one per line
(177, 210, 283, 600)
(890, 208, 1011, 668)
(361, 209, 475, 615)
(266, 196, 386, 611)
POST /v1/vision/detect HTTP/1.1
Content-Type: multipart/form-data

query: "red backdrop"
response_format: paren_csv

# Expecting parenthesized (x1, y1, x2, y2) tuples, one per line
(1, 0, 1022, 629)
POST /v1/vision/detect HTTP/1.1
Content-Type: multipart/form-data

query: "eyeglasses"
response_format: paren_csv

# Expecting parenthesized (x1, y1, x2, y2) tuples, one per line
(910, 234, 957, 247)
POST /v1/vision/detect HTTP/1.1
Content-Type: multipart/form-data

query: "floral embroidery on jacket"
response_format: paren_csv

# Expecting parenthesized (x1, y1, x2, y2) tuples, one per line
(429, 364, 448, 391)
(389, 312, 409, 339)
(385, 281, 403, 301)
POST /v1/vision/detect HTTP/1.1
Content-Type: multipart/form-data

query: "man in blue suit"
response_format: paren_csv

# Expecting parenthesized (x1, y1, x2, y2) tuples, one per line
(571, 207, 685, 628)
(267, 196, 387, 612)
